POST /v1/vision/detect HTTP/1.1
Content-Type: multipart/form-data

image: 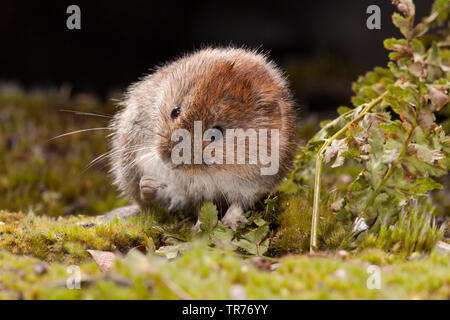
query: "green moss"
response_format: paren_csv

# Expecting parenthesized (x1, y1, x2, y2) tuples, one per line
(359, 209, 445, 255)
(0, 210, 192, 264)
(1, 204, 447, 299)
(0, 242, 448, 299)
(0, 87, 124, 217)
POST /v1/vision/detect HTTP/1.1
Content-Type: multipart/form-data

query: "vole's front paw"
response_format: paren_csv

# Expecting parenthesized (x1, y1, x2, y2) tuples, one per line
(139, 176, 167, 201)
(221, 203, 248, 231)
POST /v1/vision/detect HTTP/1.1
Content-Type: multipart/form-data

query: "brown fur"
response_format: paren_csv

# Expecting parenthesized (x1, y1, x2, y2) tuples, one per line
(109, 47, 296, 214)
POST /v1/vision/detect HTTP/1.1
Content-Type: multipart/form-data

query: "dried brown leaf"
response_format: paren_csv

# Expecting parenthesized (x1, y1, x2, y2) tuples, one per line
(87, 250, 116, 272)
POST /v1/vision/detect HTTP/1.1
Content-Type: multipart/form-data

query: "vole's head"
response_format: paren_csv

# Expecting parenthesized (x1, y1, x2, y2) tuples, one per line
(125, 48, 296, 179)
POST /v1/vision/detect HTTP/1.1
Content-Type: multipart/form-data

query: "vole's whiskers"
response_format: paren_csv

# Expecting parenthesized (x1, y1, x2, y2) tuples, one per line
(133, 120, 169, 141)
(60, 109, 113, 119)
(149, 130, 169, 141)
(127, 151, 156, 170)
(47, 127, 112, 142)
(84, 144, 151, 172)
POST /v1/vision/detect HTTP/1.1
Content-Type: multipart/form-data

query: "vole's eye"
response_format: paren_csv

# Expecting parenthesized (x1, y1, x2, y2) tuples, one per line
(170, 107, 181, 119)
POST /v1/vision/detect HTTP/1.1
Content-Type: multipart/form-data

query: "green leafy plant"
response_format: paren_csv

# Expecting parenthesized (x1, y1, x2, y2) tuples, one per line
(293, 0, 449, 252)
(154, 201, 272, 258)
(201, 201, 271, 256)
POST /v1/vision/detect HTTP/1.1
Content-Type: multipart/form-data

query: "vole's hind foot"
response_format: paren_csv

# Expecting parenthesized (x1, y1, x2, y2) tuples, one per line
(192, 219, 202, 233)
(140, 176, 167, 201)
(97, 204, 141, 222)
(221, 203, 248, 231)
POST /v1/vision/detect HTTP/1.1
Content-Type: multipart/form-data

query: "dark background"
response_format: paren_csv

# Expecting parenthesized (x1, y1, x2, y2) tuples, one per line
(0, 0, 432, 113)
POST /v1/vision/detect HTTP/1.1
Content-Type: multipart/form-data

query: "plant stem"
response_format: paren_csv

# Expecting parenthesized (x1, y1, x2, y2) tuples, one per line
(310, 91, 388, 253)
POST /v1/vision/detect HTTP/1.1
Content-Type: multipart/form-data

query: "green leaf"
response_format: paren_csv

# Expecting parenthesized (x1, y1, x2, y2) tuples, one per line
(384, 38, 409, 54)
(337, 106, 352, 115)
(155, 242, 191, 260)
(431, 0, 450, 26)
(426, 84, 449, 111)
(393, 0, 415, 17)
(309, 111, 349, 144)
(413, 177, 443, 193)
(253, 217, 267, 227)
(409, 143, 444, 164)
(319, 120, 332, 128)
(232, 224, 270, 256)
(323, 138, 349, 168)
(411, 39, 425, 61)
(199, 201, 218, 234)
(408, 62, 426, 78)
(392, 13, 413, 39)
(210, 222, 236, 250)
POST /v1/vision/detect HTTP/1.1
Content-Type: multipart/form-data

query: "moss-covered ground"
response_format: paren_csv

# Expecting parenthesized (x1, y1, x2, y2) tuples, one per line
(0, 87, 448, 299)
(0, 208, 448, 299)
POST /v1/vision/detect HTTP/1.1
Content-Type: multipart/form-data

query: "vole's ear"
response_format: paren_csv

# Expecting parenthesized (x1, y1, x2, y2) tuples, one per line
(224, 60, 236, 71)
(214, 60, 236, 75)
